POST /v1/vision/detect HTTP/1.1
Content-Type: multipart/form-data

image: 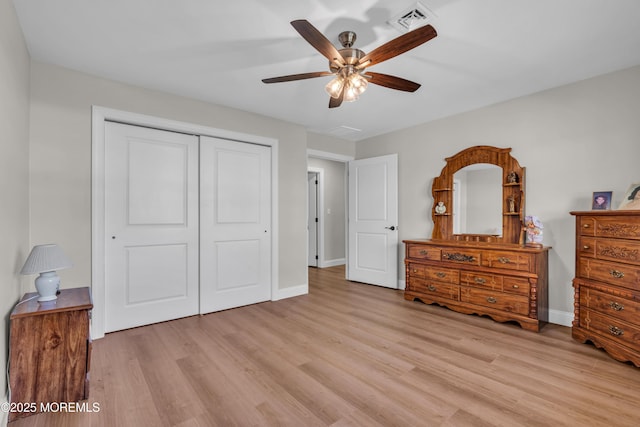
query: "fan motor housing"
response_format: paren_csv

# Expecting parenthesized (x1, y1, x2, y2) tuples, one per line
(330, 48, 365, 72)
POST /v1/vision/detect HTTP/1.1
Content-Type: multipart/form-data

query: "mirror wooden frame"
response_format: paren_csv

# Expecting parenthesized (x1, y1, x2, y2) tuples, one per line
(431, 146, 525, 244)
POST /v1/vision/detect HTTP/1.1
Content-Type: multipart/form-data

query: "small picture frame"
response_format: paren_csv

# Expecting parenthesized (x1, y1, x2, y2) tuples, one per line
(619, 184, 640, 210)
(592, 191, 612, 210)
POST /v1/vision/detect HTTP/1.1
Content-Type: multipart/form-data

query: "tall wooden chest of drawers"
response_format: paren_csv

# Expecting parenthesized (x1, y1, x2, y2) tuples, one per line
(571, 211, 640, 367)
(404, 239, 549, 332)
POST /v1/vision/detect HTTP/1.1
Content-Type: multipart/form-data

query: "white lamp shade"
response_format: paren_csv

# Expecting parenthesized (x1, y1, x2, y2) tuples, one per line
(20, 244, 72, 275)
(21, 244, 72, 302)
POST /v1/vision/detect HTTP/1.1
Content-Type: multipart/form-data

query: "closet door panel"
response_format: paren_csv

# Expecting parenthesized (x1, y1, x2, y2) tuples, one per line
(200, 136, 271, 314)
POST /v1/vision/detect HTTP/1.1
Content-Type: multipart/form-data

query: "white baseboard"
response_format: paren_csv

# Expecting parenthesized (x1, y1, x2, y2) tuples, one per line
(548, 309, 573, 327)
(1, 392, 8, 427)
(272, 283, 308, 301)
(319, 258, 345, 268)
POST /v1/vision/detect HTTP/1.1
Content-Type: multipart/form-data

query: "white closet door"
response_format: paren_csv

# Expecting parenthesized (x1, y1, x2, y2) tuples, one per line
(104, 122, 199, 332)
(200, 136, 271, 314)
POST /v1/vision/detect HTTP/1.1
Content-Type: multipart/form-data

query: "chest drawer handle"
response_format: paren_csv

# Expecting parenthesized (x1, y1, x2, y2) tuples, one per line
(427, 285, 437, 292)
(419, 250, 428, 255)
(436, 272, 446, 278)
(609, 269, 625, 279)
(486, 297, 497, 304)
(474, 277, 486, 284)
(609, 301, 624, 311)
(582, 245, 590, 250)
(497, 257, 511, 264)
(608, 325, 624, 337)
(512, 284, 520, 289)
(583, 223, 590, 228)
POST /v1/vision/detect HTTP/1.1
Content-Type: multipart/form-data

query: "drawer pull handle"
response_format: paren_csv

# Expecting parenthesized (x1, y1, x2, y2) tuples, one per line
(609, 269, 625, 279)
(497, 257, 511, 264)
(474, 277, 486, 284)
(413, 269, 418, 273)
(582, 245, 590, 250)
(609, 301, 624, 311)
(436, 272, 446, 278)
(419, 250, 428, 255)
(486, 297, 497, 304)
(583, 223, 590, 228)
(428, 285, 437, 292)
(608, 325, 624, 337)
(512, 284, 520, 289)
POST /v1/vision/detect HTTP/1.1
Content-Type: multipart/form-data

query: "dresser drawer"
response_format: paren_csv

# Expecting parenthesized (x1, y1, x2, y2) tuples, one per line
(503, 276, 531, 296)
(460, 287, 529, 315)
(578, 257, 640, 290)
(408, 264, 459, 284)
(481, 251, 532, 271)
(580, 309, 640, 349)
(579, 216, 640, 240)
(579, 287, 640, 327)
(408, 277, 459, 301)
(406, 244, 441, 261)
(579, 236, 640, 267)
(460, 272, 530, 296)
(460, 271, 503, 290)
(440, 249, 481, 266)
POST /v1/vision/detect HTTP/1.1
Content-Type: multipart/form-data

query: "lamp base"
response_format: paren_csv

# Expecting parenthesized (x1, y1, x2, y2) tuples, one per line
(35, 271, 60, 302)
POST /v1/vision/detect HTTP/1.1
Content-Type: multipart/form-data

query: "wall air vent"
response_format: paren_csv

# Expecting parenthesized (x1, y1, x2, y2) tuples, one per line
(388, 2, 436, 33)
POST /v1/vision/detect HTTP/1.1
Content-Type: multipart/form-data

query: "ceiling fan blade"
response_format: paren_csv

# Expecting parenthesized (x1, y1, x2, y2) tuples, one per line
(328, 87, 344, 108)
(262, 71, 333, 84)
(366, 72, 421, 92)
(291, 20, 345, 67)
(357, 24, 437, 68)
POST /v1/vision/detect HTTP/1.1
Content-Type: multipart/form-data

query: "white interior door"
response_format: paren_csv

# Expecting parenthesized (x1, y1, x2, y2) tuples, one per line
(308, 172, 318, 267)
(348, 154, 398, 288)
(104, 122, 199, 332)
(200, 136, 271, 314)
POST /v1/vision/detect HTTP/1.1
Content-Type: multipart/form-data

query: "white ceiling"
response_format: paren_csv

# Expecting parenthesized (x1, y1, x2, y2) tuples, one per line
(12, 0, 640, 141)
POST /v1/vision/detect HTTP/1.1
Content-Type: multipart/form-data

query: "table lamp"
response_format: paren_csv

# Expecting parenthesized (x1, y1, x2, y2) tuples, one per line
(20, 244, 73, 302)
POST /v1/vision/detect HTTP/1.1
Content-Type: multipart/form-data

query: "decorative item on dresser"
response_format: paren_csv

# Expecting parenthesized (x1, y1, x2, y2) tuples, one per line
(404, 146, 550, 331)
(8, 287, 93, 421)
(570, 210, 640, 367)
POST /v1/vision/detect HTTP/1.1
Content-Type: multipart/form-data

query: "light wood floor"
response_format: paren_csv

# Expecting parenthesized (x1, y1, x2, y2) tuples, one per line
(12, 265, 640, 426)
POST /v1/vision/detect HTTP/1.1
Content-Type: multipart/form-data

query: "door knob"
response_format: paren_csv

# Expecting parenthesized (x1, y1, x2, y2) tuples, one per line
(385, 226, 396, 231)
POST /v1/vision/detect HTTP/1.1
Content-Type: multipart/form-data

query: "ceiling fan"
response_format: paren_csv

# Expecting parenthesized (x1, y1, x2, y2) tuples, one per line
(262, 19, 437, 108)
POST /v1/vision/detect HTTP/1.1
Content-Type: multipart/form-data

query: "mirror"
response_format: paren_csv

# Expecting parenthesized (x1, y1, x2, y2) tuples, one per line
(431, 146, 525, 244)
(453, 164, 502, 236)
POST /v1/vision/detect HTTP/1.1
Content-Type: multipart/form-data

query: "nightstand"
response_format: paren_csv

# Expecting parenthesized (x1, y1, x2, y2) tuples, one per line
(8, 287, 92, 421)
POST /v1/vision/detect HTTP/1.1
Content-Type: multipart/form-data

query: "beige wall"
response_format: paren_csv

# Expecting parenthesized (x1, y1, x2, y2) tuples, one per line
(356, 65, 640, 323)
(307, 132, 356, 158)
(0, 0, 30, 412)
(28, 61, 309, 295)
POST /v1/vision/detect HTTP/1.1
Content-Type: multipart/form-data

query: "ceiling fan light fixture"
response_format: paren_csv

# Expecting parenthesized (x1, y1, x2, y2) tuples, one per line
(325, 76, 344, 99)
(343, 83, 359, 102)
(350, 73, 368, 95)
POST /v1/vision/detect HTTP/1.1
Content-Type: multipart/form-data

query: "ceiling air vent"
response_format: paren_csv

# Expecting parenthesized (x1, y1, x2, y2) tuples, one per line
(388, 2, 436, 33)
(327, 125, 362, 138)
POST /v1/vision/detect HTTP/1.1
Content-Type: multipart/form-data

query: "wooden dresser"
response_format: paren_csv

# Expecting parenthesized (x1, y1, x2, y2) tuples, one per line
(8, 287, 93, 421)
(570, 211, 640, 367)
(404, 240, 549, 332)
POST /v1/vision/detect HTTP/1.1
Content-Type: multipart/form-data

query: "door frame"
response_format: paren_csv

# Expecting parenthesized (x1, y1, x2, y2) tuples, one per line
(307, 149, 353, 272)
(92, 106, 279, 339)
(307, 168, 323, 267)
